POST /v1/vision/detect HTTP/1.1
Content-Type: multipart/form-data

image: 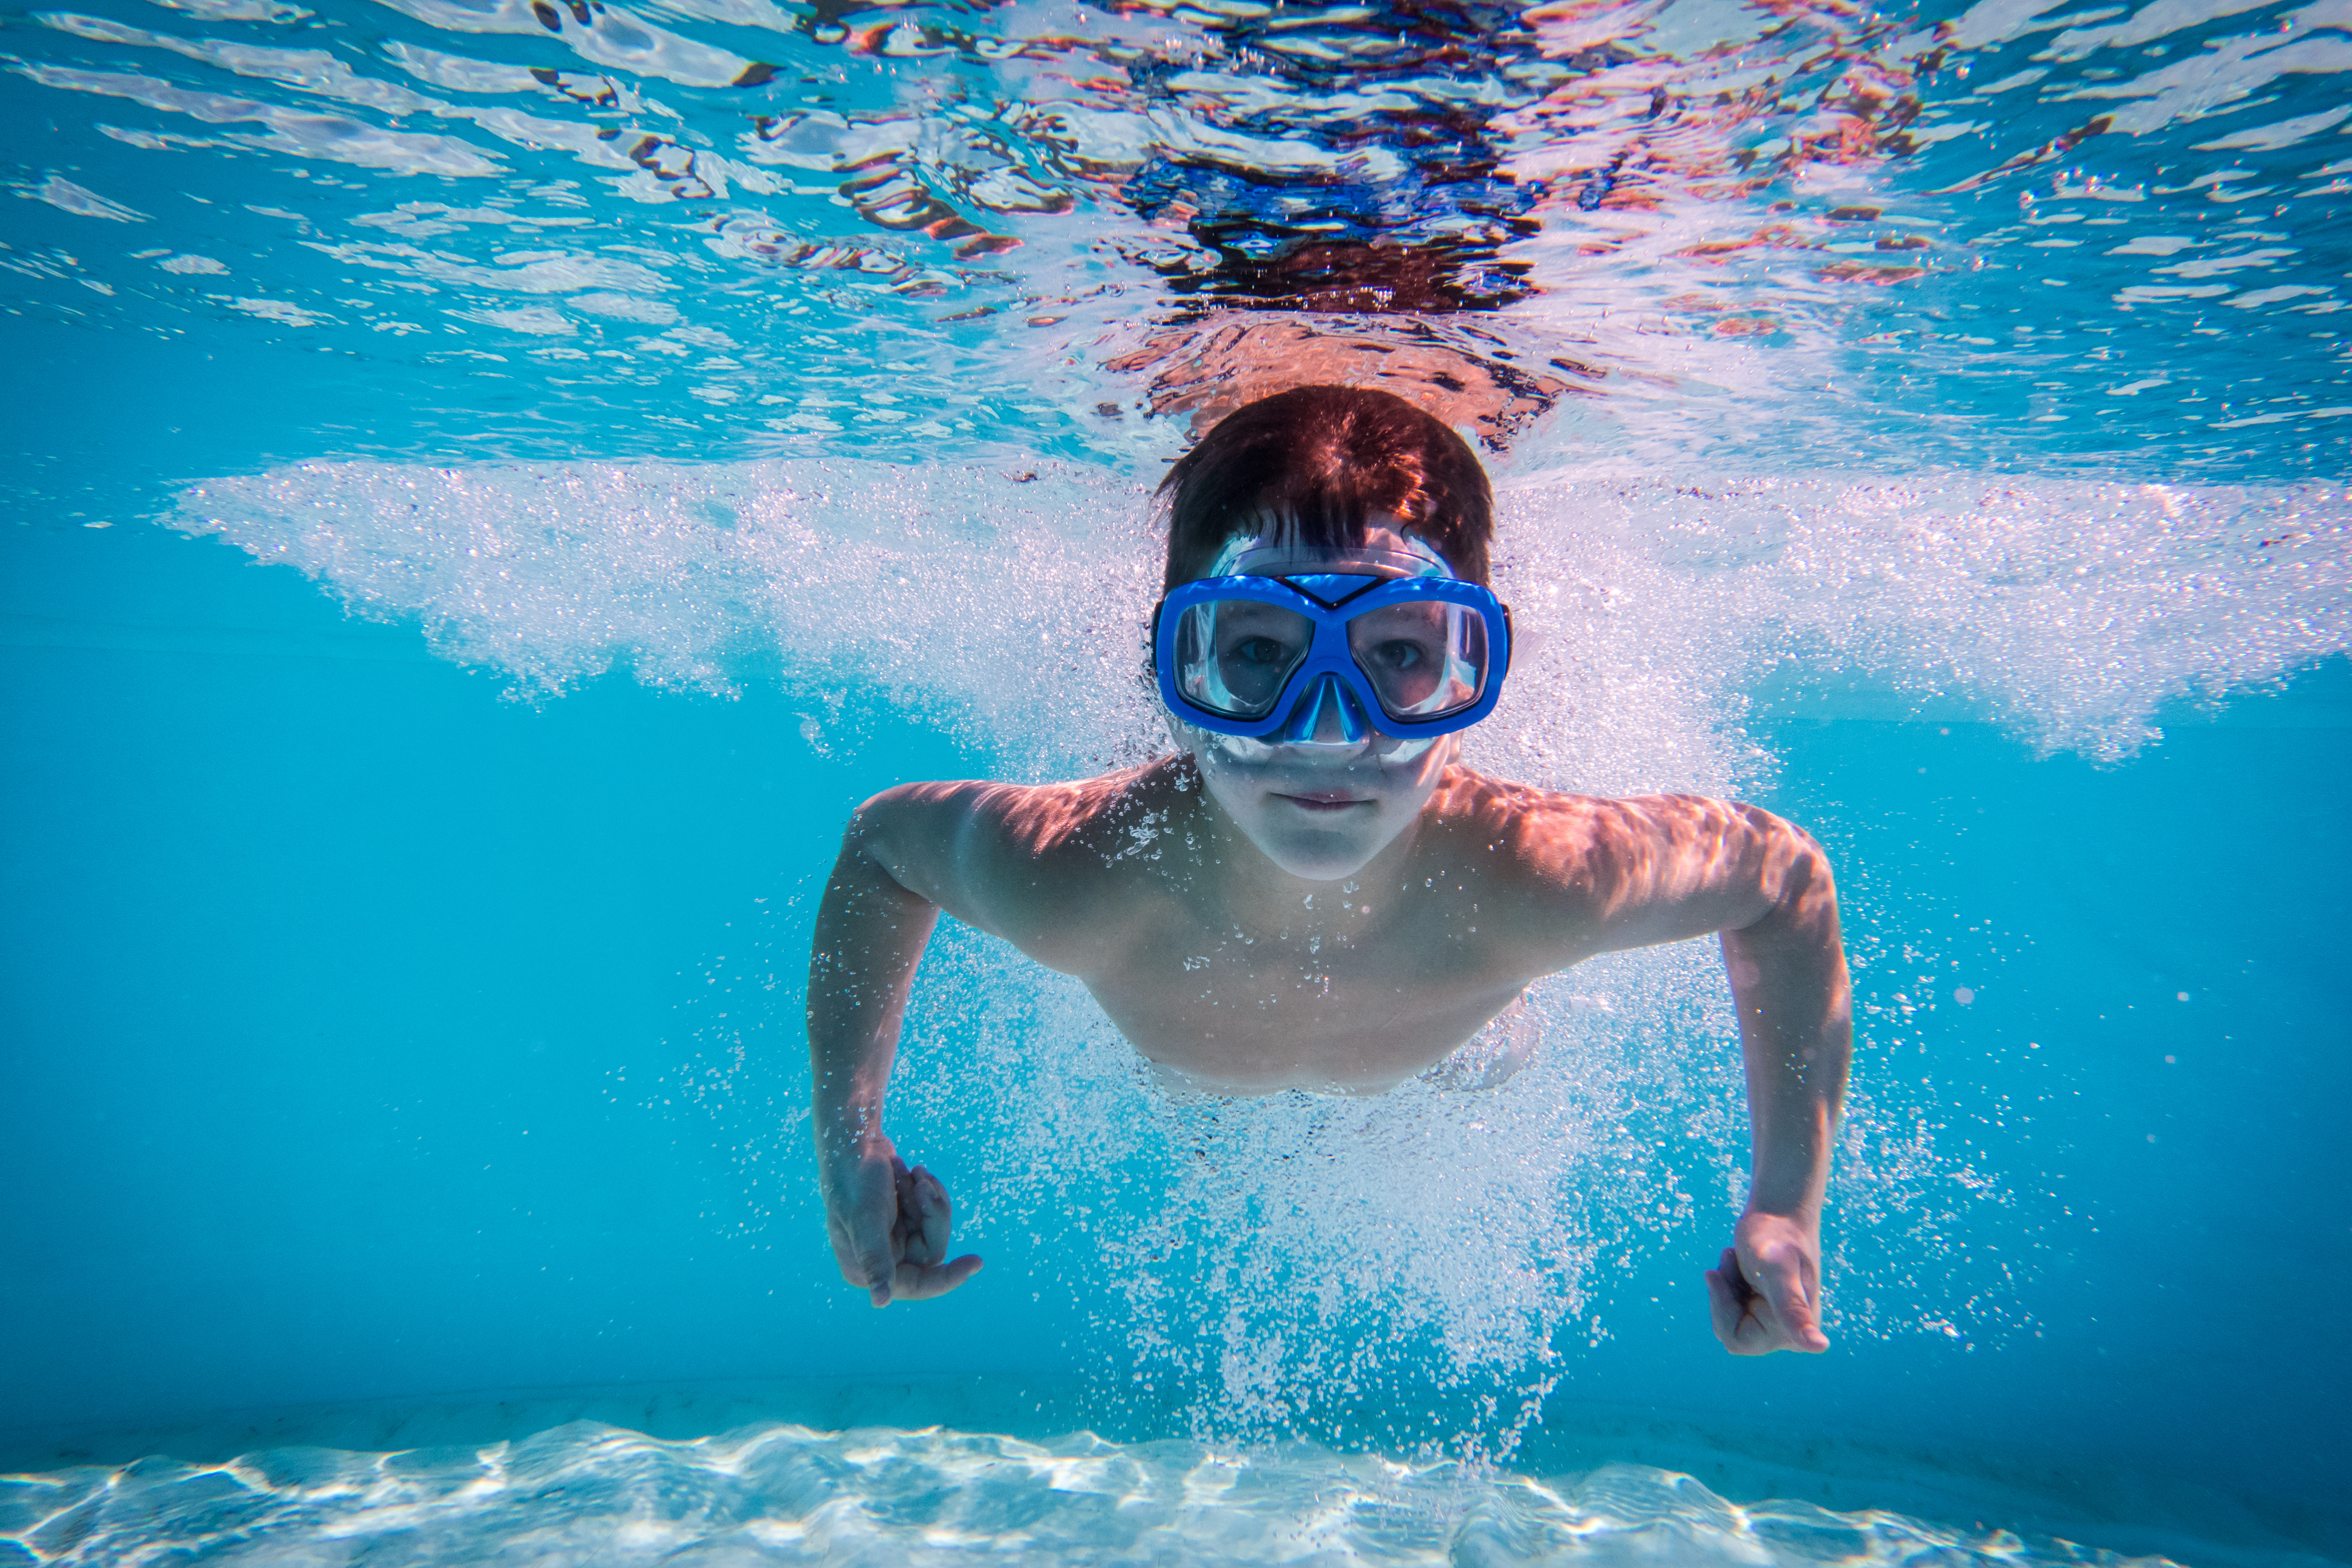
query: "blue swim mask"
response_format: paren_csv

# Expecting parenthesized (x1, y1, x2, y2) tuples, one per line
(1152, 536, 1513, 751)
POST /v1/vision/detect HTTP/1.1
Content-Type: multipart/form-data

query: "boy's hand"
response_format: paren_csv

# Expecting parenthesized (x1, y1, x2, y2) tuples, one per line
(821, 1140, 982, 1307)
(1704, 1210, 1830, 1355)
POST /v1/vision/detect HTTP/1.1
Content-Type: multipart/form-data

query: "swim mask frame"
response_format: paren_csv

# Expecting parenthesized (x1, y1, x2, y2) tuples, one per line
(1152, 536, 1513, 750)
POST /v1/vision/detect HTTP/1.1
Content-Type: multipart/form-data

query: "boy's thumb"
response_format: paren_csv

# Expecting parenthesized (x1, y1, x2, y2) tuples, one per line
(861, 1247, 895, 1307)
(1773, 1275, 1826, 1349)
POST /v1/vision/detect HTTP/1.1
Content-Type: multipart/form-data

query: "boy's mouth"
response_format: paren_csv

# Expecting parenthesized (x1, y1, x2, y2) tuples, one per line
(1276, 791, 1372, 814)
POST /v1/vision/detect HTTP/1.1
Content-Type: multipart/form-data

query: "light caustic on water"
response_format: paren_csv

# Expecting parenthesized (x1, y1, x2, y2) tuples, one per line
(0, 1421, 2206, 1565)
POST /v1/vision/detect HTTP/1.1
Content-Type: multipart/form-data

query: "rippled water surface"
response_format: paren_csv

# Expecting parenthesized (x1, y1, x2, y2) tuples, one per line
(4, 0, 2348, 472)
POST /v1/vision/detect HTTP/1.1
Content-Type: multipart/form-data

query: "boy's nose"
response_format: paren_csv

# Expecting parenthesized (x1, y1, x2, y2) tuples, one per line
(1277, 673, 1371, 749)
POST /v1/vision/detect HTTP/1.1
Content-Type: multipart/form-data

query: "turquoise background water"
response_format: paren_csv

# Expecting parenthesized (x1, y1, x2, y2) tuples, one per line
(6, 476, 2348, 1518)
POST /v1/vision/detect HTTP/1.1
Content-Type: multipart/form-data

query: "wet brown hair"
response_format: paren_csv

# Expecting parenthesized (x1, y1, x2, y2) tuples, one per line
(1157, 386, 1494, 591)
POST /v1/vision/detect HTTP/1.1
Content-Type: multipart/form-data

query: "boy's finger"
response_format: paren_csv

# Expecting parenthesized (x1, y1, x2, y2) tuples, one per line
(1703, 1267, 1743, 1348)
(892, 1253, 982, 1301)
(1744, 1246, 1825, 1353)
(1768, 1270, 1829, 1352)
(908, 1164, 948, 1214)
(908, 1166, 954, 1264)
(859, 1245, 895, 1307)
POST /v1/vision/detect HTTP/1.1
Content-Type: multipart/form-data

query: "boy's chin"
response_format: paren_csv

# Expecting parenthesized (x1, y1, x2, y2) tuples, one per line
(1182, 729, 1447, 882)
(1236, 822, 1397, 882)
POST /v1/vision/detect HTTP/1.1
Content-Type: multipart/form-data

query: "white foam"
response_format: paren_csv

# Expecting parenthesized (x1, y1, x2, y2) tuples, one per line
(1486, 472, 2352, 766)
(166, 458, 1173, 778)
(925, 938, 1745, 1457)
(165, 457, 2350, 772)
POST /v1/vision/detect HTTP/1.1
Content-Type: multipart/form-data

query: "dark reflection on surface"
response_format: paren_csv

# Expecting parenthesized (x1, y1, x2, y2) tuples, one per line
(1081, 0, 1578, 437)
(1115, 0, 1544, 327)
(1107, 312, 1583, 447)
(1152, 238, 1536, 315)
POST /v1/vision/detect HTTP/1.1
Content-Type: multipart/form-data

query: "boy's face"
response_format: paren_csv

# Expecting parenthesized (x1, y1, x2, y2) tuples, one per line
(1172, 521, 1463, 883)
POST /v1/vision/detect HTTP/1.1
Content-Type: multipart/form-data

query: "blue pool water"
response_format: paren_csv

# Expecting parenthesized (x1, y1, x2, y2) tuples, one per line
(4, 0, 2351, 1559)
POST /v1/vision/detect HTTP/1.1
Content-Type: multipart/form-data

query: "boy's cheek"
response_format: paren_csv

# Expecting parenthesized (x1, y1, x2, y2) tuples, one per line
(1389, 733, 1459, 786)
(1190, 748, 1265, 822)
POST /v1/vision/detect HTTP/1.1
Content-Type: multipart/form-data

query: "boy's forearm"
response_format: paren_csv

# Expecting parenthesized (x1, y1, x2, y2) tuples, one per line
(1720, 864, 1851, 1223)
(807, 831, 942, 1157)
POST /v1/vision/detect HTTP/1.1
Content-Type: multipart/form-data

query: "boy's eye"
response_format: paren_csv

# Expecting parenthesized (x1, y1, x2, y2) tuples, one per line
(1369, 639, 1427, 671)
(1234, 635, 1290, 667)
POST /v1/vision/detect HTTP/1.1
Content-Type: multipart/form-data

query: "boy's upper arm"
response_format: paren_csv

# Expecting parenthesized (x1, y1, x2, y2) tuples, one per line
(1494, 789, 1821, 961)
(848, 779, 1121, 974)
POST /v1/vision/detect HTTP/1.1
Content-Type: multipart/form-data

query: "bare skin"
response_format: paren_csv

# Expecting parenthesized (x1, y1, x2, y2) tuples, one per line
(810, 528, 1852, 1355)
(810, 756, 1852, 1355)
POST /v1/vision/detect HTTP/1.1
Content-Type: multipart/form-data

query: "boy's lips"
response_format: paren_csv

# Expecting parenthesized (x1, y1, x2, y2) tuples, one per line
(1276, 791, 1372, 813)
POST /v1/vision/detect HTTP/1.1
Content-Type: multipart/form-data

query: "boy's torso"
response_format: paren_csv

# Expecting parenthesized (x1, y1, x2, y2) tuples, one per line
(944, 762, 1599, 1094)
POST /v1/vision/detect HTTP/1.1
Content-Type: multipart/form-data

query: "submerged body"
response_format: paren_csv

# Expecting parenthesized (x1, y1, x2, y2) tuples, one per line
(805, 386, 1853, 1358)
(835, 760, 1836, 1097)
(811, 751, 1851, 1356)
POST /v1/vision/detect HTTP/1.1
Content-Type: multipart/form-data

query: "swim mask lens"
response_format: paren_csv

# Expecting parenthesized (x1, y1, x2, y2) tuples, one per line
(1155, 570, 1511, 742)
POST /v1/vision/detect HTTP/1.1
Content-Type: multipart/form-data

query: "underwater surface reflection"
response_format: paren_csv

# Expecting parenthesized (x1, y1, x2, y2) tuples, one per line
(4, 0, 2349, 474)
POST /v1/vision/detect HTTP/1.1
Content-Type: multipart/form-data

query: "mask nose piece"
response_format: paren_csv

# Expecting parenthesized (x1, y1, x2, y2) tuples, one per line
(1276, 672, 1370, 749)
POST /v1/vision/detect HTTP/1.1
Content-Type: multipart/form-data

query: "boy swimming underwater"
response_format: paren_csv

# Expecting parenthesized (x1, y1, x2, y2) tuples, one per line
(808, 386, 1852, 1356)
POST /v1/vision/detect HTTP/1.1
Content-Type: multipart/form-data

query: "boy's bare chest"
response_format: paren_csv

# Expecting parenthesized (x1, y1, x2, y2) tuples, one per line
(1075, 893, 1536, 1094)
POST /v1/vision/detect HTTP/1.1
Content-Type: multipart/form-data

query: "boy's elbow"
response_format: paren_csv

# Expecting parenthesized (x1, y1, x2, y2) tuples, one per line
(847, 782, 946, 852)
(1731, 804, 1838, 920)
(836, 787, 925, 885)
(1779, 835, 1840, 934)
(852, 781, 926, 827)
(841, 782, 981, 907)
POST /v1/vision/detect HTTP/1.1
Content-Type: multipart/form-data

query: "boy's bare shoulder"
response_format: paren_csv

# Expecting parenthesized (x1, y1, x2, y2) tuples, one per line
(1421, 769, 1790, 899)
(864, 758, 1179, 849)
(857, 760, 1187, 966)
(945, 756, 1191, 868)
(1422, 767, 1668, 847)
